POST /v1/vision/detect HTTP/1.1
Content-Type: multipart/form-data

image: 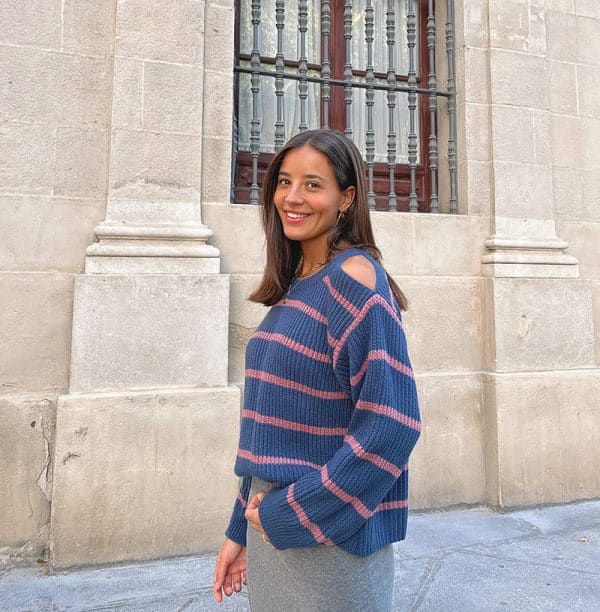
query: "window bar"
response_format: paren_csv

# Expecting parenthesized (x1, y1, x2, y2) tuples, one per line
(365, 0, 376, 209)
(407, 0, 418, 212)
(446, 0, 458, 213)
(298, 0, 309, 131)
(321, 0, 331, 128)
(426, 0, 439, 213)
(250, 0, 262, 204)
(274, 0, 285, 148)
(344, 0, 353, 138)
(386, 0, 397, 210)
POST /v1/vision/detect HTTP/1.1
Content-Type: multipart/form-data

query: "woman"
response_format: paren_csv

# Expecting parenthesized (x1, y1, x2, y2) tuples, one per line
(213, 128, 421, 611)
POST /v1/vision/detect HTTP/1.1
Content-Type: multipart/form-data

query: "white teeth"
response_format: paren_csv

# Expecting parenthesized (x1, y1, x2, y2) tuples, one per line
(287, 212, 310, 219)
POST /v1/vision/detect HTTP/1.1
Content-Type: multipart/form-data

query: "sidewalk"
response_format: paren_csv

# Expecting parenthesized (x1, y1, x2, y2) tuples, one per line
(1, 499, 598, 611)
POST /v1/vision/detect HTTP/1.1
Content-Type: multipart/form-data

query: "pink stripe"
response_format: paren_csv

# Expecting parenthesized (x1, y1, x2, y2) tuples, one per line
(287, 483, 335, 546)
(252, 330, 330, 363)
(323, 275, 361, 317)
(276, 299, 327, 324)
(237, 448, 322, 470)
(376, 499, 408, 511)
(243, 409, 347, 436)
(356, 400, 422, 432)
(344, 434, 402, 477)
(246, 369, 349, 400)
(237, 491, 248, 509)
(350, 349, 414, 386)
(321, 465, 373, 519)
(330, 294, 404, 367)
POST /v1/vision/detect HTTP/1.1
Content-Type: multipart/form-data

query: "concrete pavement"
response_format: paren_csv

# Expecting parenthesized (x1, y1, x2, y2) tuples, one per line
(1, 498, 599, 611)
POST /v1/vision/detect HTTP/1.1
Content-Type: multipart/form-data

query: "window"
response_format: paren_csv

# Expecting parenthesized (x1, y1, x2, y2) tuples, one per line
(232, 1, 457, 213)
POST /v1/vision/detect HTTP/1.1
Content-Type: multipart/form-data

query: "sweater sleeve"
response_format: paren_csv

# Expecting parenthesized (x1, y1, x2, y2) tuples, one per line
(224, 475, 252, 546)
(257, 270, 421, 550)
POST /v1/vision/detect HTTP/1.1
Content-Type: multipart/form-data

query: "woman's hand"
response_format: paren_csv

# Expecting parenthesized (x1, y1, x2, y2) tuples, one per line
(245, 491, 276, 547)
(213, 538, 246, 603)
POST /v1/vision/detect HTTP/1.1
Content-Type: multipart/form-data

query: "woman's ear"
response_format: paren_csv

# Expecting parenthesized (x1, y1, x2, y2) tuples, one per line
(342, 186, 356, 210)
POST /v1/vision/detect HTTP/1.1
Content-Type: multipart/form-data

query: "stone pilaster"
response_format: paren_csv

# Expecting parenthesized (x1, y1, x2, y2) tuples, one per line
(50, 0, 240, 568)
(470, 1, 598, 508)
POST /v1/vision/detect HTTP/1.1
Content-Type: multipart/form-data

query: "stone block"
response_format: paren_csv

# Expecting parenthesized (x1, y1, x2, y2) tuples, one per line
(409, 374, 486, 510)
(491, 106, 534, 163)
(0, 393, 56, 555)
(548, 60, 577, 116)
(488, 0, 534, 53)
(462, 47, 490, 106)
(462, 102, 490, 162)
(0, 46, 112, 125)
(0, 123, 54, 195)
(533, 110, 552, 166)
(227, 273, 270, 383)
(462, 0, 489, 47)
(204, 2, 235, 73)
(551, 114, 583, 169)
(62, 0, 117, 57)
(109, 129, 201, 203)
(489, 49, 548, 109)
(0, 196, 105, 273)
(370, 212, 415, 275)
(552, 166, 584, 221)
(0, 0, 61, 49)
(0, 274, 73, 394)
(111, 57, 144, 129)
(409, 213, 489, 276)
(583, 168, 600, 223)
(202, 69, 234, 139)
(577, 15, 600, 65)
(69, 274, 230, 393)
(143, 61, 203, 133)
(458, 160, 493, 217)
(54, 126, 110, 198)
(202, 203, 266, 274)
(200, 135, 234, 204)
(397, 277, 483, 375)
(115, 0, 205, 65)
(490, 278, 595, 371)
(556, 220, 600, 279)
(575, 0, 600, 18)
(49, 386, 242, 568)
(492, 161, 553, 219)
(486, 370, 600, 506)
(577, 64, 600, 119)
(593, 281, 600, 364)
(580, 117, 600, 169)
(546, 10, 579, 62)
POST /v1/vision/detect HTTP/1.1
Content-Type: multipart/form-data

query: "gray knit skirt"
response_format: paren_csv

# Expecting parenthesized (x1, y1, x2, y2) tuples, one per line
(246, 476, 394, 612)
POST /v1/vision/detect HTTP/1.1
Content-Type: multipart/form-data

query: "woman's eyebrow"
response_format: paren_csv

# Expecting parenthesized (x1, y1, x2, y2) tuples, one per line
(278, 171, 326, 181)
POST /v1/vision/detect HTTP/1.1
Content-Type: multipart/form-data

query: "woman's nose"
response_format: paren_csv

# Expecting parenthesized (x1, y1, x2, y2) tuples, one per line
(285, 185, 303, 204)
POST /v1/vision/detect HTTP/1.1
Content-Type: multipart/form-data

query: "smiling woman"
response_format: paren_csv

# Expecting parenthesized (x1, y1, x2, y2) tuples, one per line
(213, 129, 421, 611)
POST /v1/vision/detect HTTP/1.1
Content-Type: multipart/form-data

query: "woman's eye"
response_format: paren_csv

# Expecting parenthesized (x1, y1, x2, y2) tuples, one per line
(278, 178, 290, 186)
(307, 182, 320, 189)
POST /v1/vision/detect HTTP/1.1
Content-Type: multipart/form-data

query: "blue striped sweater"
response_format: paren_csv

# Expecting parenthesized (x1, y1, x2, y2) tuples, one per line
(225, 246, 421, 557)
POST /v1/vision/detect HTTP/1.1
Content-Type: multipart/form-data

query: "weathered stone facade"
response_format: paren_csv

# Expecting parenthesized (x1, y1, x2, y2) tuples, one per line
(1, 0, 598, 569)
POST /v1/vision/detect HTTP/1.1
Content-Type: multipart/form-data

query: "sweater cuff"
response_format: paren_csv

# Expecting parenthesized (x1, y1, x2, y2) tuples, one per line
(258, 484, 329, 550)
(225, 510, 248, 547)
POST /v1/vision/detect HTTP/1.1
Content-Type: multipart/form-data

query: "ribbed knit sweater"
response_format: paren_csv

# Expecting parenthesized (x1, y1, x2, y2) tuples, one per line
(225, 246, 421, 557)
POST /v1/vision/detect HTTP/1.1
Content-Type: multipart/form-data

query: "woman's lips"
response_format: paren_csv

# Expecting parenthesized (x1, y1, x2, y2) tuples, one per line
(284, 211, 312, 223)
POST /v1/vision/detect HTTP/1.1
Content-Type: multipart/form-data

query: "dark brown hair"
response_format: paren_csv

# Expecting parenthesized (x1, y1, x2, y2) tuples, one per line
(248, 128, 408, 312)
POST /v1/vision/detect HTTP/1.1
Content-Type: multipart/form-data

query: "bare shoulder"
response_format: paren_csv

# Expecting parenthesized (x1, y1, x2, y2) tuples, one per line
(340, 254, 377, 291)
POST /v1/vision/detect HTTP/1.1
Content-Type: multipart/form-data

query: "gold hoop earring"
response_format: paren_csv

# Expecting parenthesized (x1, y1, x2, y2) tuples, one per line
(337, 208, 346, 224)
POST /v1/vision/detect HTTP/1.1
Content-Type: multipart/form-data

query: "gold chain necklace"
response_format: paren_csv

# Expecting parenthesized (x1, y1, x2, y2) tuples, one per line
(283, 255, 330, 303)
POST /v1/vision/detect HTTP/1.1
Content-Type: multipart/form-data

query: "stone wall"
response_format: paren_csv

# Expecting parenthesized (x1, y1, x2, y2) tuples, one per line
(1, 0, 598, 569)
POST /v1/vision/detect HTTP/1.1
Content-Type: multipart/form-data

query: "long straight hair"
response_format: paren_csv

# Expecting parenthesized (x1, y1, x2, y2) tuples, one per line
(248, 128, 409, 311)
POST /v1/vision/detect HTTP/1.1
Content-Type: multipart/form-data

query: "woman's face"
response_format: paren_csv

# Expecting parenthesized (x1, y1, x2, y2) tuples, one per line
(273, 144, 355, 249)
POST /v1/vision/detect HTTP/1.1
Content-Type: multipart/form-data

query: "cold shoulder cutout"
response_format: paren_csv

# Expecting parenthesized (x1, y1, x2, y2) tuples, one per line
(340, 255, 377, 291)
